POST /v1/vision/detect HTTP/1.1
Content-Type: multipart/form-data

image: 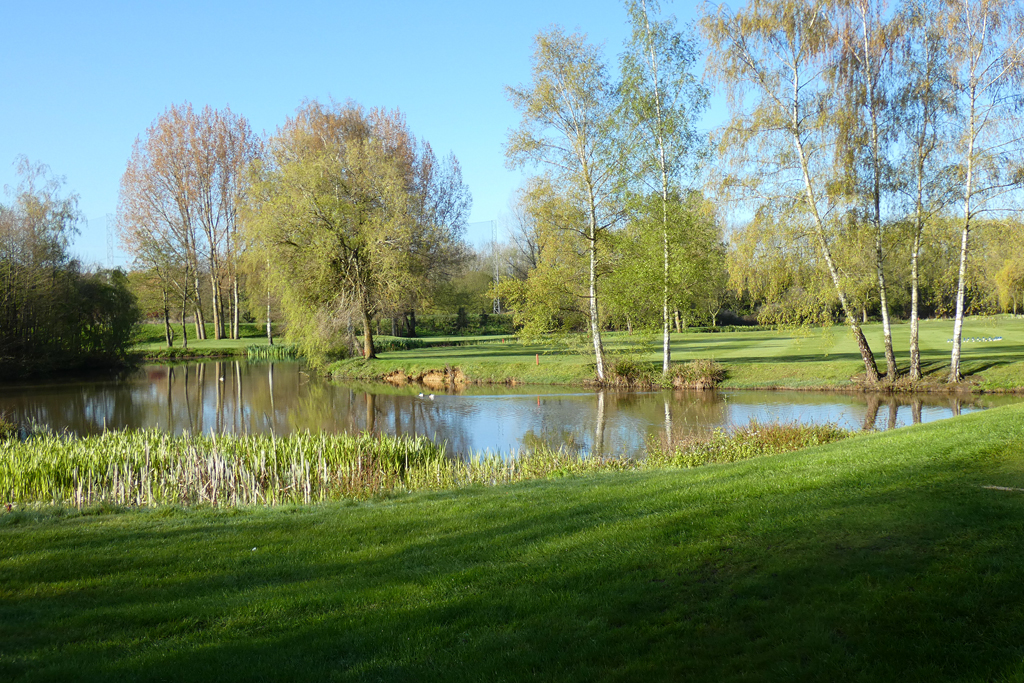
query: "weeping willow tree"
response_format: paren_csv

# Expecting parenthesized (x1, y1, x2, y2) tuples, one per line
(243, 100, 468, 366)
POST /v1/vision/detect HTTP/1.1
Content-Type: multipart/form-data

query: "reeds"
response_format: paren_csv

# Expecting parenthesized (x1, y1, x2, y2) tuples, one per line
(246, 344, 299, 361)
(648, 420, 850, 468)
(0, 422, 851, 509)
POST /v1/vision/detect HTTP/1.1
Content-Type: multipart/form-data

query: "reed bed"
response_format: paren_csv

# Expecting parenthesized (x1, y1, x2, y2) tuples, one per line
(246, 344, 299, 361)
(0, 422, 851, 509)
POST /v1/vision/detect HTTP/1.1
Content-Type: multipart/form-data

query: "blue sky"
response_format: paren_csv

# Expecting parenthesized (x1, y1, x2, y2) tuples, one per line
(0, 0, 711, 267)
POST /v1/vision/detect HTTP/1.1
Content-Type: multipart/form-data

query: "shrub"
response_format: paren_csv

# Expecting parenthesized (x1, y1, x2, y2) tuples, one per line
(668, 359, 725, 389)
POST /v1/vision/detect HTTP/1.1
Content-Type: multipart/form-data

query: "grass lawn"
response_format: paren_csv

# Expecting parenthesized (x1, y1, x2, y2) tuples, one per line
(132, 323, 274, 360)
(3, 404, 1024, 681)
(329, 315, 1024, 391)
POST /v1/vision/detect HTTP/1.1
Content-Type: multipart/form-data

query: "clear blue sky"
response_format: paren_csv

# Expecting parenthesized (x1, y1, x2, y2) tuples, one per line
(0, 0, 712, 267)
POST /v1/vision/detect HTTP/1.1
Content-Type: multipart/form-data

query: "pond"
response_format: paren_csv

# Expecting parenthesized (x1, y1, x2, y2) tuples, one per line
(2, 360, 1020, 457)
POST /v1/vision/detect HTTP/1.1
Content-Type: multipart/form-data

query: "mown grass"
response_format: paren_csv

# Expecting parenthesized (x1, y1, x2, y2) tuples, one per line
(2, 405, 1024, 681)
(329, 315, 1024, 391)
(132, 323, 274, 360)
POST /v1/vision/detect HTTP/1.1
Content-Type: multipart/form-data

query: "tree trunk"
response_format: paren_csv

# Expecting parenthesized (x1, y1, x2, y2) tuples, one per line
(193, 275, 206, 340)
(232, 276, 240, 340)
(588, 215, 605, 382)
(406, 309, 417, 338)
(791, 72, 879, 384)
(209, 273, 223, 340)
(266, 300, 273, 345)
(180, 291, 189, 350)
(361, 290, 376, 359)
(909, 220, 923, 380)
(362, 309, 376, 359)
(949, 222, 970, 382)
(861, 7, 896, 382)
(162, 285, 173, 347)
(950, 93, 977, 384)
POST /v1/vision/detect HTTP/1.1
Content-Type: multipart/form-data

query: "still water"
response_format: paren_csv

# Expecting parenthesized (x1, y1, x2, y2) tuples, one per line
(2, 360, 1019, 457)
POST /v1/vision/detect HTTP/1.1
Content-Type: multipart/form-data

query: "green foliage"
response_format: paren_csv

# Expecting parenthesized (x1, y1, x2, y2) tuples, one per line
(605, 191, 727, 330)
(406, 312, 515, 337)
(372, 337, 428, 353)
(0, 417, 850, 508)
(244, 100, 469, 366)
(0, 161, 141, 378)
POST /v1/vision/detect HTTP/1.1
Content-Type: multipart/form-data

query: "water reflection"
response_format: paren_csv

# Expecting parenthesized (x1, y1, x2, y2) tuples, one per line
(0, 360, 1019, 457)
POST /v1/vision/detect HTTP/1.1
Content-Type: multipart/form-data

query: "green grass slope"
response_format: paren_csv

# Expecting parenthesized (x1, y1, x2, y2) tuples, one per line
(329, 316, 1024, 390)
(3, 405, 1024, 681)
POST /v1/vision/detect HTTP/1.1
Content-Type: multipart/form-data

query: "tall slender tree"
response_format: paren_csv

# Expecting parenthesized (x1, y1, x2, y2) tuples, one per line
(944, 0, 1024, 382)
(894, 0, 954, 380)
(506, 27, 621, 382)
(619, 0, 708, 373)
(703, 0, 882, 383)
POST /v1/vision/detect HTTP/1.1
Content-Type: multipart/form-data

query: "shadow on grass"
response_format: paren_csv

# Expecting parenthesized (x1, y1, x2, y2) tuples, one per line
(3, 412, 1024, 681)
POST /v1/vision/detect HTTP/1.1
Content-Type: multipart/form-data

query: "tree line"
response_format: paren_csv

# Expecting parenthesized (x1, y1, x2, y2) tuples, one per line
(704, 0, 1024, 383)
(1, 159, 138, 379)
(110, 0, 1024, 387)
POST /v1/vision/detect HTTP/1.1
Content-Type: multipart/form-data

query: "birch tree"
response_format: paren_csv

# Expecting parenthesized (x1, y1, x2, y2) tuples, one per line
(893, 0, 954, 380)
(944, 0, 1024, 382)
(619, 0, 708, 372)
(506, 27, 621, 382)
(703, 0, 882, 384)
(834, 0, 901, 379)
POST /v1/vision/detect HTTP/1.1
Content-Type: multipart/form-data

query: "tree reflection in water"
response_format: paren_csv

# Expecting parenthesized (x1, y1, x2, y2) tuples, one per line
(0, 360, 1019, 457)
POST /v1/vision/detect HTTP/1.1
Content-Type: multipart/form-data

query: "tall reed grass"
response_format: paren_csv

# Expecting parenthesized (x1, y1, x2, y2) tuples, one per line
(0, 422, 851, 509)
(246, 344, 299, 361)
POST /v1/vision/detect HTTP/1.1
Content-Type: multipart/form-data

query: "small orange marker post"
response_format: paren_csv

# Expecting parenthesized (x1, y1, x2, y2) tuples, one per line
(535, 353, 539, 366)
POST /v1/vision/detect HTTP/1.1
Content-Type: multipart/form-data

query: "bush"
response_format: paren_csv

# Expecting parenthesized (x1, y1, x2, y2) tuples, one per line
(668, 359, 726, 389)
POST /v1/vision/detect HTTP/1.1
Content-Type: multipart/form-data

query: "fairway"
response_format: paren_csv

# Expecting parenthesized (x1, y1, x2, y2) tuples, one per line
(3, 404, 1024, 681)
(330, 315, 1024, 390)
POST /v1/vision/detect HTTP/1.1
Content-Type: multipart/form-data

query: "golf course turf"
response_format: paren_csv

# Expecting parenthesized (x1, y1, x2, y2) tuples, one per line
(327, 316, 1024, 391)
(3, 402, 1024, 681)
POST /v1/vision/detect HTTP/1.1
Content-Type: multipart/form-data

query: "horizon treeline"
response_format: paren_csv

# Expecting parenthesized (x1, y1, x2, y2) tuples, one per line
(7, 0, 1022, 386)
(0, 158, 139, 379)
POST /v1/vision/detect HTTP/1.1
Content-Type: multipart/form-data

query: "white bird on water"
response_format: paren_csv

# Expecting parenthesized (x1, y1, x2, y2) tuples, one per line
(428, 394, 435, 400)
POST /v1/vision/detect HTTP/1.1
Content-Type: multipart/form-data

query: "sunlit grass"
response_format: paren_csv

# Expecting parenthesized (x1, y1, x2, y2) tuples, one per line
(2, 404, 1024, 680)
(329, 315, 1024, 390)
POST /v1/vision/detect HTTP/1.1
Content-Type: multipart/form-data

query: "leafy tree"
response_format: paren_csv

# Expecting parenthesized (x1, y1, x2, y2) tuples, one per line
(893, 0, 956, 379)
(605, 191, 725, 331)
(506, 27, 622, 381)
(501, 179, 592, 340)
(0, 159, 139, 377)
(117, 103, 261, 344)
(619, 0, 708, 371)
(703, 0, 883, 383)
(942, 0, 1024, 381)
(244, 100, 468, 365)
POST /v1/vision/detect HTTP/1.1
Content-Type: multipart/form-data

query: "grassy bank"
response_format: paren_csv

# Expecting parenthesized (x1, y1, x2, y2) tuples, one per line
(2, 405, 1024, 680)
(328, 316, 1024, 392)
(132, 323, 275, 360)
